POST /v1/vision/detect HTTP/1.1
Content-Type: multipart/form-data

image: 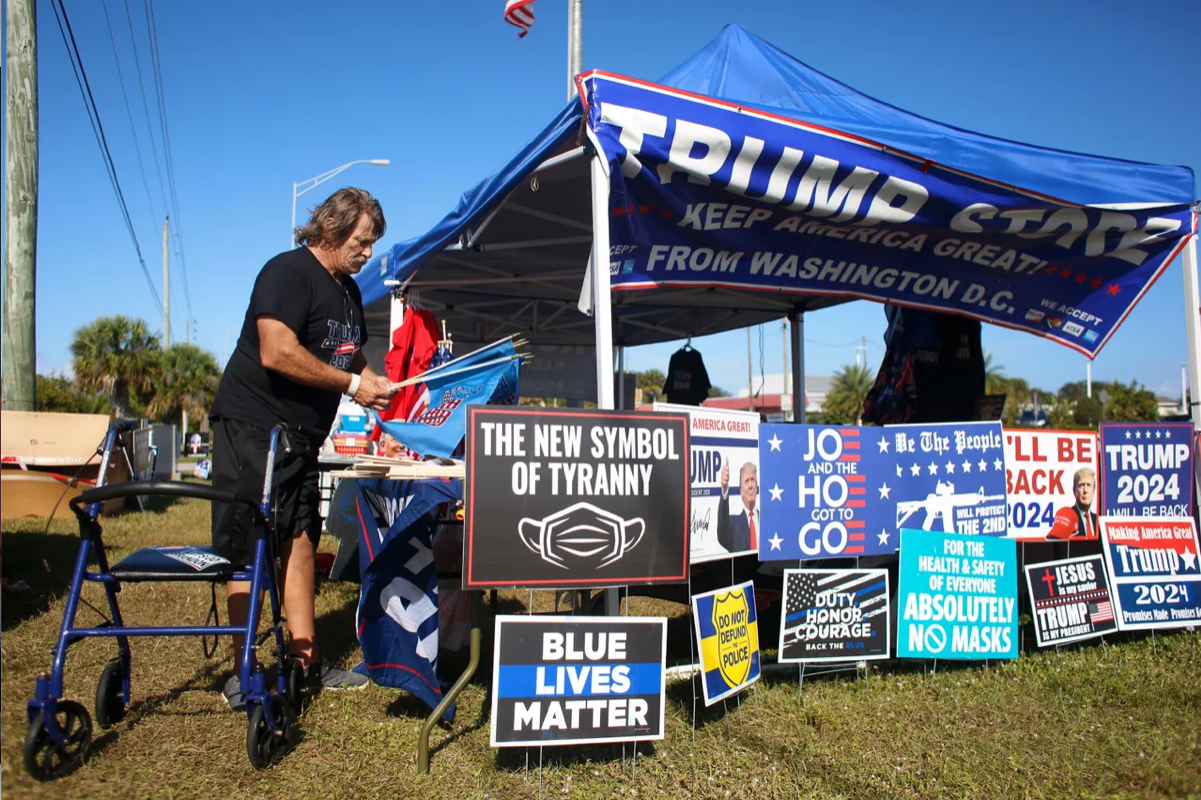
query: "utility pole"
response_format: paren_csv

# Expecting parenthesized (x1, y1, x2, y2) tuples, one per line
(3, 0, 38, 411)
(567, 0, 582, 99)
(1086, 361, 1092, 398)
(162, 216, 170, 347)
(856, 335, 867, 369)
(746, 327, 754, 412)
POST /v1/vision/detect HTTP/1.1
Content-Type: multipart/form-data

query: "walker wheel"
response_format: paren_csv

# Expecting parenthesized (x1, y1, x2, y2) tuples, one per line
(283, 658, 306, 711)
(95, 659, 128, 728)
(246, 695, 295, 770)
(23, 700, 93, 781)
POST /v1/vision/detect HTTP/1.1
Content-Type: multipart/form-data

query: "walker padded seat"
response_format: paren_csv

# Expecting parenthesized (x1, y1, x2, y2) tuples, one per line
(108, 545, 247, 582)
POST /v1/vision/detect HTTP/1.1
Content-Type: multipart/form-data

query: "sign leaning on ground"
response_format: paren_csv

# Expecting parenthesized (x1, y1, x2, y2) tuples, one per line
(464, 407, 690, 589)
(1100, 516, 1201, 631)
(690, 580, 761, 705)
(655, 403, 759, 563)
(897, 529, 1018, 660)
(1004, 429, 1099, 539)
(1098, 422, 1194, 518)
(490, 616, 668, 747)
(1024, 555, 1117, 647)
(778, 568, 891, 663)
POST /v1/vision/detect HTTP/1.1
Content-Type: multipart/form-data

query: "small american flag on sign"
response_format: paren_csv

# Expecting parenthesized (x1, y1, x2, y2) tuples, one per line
(504, 0, 536, 37)
(1090, 601, 1114, 623)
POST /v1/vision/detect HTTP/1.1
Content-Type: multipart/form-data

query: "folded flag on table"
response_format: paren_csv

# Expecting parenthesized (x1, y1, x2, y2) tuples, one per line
(352, 477, 463, 721)
(376, 338, 521, 458)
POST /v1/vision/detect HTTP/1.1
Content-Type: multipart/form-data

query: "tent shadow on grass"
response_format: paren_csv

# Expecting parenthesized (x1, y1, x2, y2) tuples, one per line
(2, 530, 86, 631)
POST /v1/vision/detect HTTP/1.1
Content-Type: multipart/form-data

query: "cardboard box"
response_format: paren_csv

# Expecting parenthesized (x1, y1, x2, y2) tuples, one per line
(1, 411, 129, 519)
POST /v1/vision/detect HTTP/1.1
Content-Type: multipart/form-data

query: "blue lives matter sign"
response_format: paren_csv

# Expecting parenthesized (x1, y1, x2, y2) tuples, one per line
(490, 616, 667, 747)
(898, 530, 1018, 660)
(1100, 517, 1201, 631)
(1098, 423, 1194, 518)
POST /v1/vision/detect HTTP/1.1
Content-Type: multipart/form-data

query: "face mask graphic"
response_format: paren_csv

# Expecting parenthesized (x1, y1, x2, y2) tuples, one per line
(518, 502, 646, 570)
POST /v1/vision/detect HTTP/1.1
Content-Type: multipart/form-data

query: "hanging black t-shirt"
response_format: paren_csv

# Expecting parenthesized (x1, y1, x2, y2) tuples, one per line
(210, 248, 367, 436)
(663, 347, 711, 405)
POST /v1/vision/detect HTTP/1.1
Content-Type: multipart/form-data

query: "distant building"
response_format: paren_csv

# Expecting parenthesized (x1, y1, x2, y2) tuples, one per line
(703, 373, 833, 420)
(1157, 396, 1183, 419)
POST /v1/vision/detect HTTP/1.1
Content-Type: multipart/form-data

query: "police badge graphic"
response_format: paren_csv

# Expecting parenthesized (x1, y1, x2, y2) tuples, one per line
(519, 502, 645, 570)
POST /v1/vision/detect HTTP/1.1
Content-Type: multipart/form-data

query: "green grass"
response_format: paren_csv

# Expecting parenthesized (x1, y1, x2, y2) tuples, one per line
(3, 500, 1200, 799)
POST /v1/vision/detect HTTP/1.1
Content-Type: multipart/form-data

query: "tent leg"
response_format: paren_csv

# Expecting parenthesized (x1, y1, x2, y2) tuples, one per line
(417, 591, 481, 775)
(1181, 226, 1201, 431)
(790, 312, 805, 424)
(617, 345, 626, 409)
(590, 153, 615, 411)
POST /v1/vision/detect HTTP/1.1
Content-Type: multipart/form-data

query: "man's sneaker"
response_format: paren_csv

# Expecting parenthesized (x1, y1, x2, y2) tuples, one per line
(306, 662, 369, 691)
(222, 674, 246, 712)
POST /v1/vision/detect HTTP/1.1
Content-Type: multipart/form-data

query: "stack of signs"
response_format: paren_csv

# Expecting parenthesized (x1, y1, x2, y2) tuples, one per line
(1100, 517, 1201, 630)
(490, 616, 667, 747)
(1098, 423, 1194, 518)
(1003, 430, 1099, 539)
(897, 530, 1018, 660)
(690, 581, 760, 705)
(655, 403, 759, 562)
(1024, 556, 1117, 646)
(463, 407, 690, 589)
(759, 421, 1008, 561)
(778, 569, 890, 663)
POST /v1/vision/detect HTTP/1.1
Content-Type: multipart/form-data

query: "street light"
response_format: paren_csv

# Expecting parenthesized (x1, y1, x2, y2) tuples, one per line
(291, 159, 390, 247)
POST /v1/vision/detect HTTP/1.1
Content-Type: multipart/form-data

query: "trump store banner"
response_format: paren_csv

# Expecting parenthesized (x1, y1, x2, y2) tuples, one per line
(897, 529, 1018, 660)
(490, 616, 667, 747)
(1004, 429, 1099, 540)
(464, 407, 690, 589)
(1024, 555, 1117, 647)
(1100, 516, 1201, 631)
(690, 581, 761, 705)
(656, 403, 759, 563)
(779, 568, 890, 663)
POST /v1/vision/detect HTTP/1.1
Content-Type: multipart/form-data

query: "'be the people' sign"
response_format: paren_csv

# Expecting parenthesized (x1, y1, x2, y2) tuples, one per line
(490, 616, 667, 747)
(464, 407, 690, 589)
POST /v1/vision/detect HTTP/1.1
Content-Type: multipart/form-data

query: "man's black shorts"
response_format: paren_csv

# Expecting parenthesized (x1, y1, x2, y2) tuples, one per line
(211, 417, 321, 566)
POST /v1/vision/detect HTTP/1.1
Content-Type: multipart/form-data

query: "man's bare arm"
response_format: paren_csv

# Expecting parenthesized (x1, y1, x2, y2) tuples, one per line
(258, 316, 394, 409)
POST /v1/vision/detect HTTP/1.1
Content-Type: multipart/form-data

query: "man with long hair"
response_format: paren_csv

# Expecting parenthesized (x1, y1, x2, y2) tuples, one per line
(210, 187, 395, 708)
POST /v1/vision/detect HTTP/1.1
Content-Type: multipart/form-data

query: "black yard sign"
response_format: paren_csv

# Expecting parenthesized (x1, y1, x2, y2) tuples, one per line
(490, 615, 668, 747)
(465, 407, 690, 589)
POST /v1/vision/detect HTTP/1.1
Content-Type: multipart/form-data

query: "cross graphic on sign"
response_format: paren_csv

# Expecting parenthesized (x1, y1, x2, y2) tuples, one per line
(1040, 569, 1056, 597)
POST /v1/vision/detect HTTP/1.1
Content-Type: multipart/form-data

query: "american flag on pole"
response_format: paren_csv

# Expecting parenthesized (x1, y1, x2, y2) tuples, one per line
(504, 0, 536, 37)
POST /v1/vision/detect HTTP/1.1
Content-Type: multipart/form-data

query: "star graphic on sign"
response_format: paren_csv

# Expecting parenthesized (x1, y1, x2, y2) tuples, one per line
(1164, 429, 1173, 439)
(878, 530, 891, 546)
(962, 460, 972, 473)
(1060, 269, 1073, 280)
(878, 438, 890, 453)
(769, 532, 783, 551)
(879, 482, 891, 499)
(638, 203, 651, 215)
(1092, 278, 1103, 289)
(910, 463, 922, 477)
(611, 205, 628, 218)
(979, 459, 988, 472)
(1155, 431, 1162, 439)
(1126, 430, 1132, 439)
(1181, 548, 1198, 571)
(1076, 273, 1089, 284)
(896, 464, 903, 477)
(770, 483, 784, 502)
(1136, 431, 1143, 439)
(768, 434, 783, 452)
(945, 461, 956, 474)
(928, 463, 939, 475)
(1107, 283, 1122, 296)
(994, 458, 1004, 471)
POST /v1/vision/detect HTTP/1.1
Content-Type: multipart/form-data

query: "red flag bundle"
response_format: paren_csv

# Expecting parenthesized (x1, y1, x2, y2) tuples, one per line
(504, 0, 536, 37)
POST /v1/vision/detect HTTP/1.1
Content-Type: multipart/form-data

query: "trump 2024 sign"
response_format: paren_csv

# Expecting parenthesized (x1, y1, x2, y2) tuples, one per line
(464, 407, 690, 589)
(490, 616, 667, 747)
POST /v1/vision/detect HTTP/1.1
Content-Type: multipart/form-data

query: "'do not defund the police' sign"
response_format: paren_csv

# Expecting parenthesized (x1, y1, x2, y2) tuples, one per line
(490, 616, 667, 747)
(465, 407, 690, 589)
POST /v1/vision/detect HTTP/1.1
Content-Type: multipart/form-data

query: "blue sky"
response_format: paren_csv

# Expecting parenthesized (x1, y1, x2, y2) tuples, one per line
(2, 0, 1198, 399)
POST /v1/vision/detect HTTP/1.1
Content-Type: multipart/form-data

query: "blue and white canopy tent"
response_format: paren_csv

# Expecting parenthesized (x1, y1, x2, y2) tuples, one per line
(357, 24, 1199, 426)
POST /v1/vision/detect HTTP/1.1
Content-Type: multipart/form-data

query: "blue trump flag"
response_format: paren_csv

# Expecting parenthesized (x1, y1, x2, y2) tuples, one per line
(352, 477, 463, 720)
(581, 73, 1194, 358)
(375, 339, 520, 458)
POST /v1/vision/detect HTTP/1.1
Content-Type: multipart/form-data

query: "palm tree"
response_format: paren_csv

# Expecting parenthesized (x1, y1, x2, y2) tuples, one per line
(823, 363, 874, 425)
(984, 353, 1008, 396)
(70, 316, 161, 419)
(147, 344, 221, 426)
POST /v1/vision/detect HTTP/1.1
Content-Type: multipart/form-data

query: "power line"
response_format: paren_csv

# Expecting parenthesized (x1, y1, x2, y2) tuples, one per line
(144, 0, 193, 321)
(49, 0, 163, 316)
(121, 0, 169, 213)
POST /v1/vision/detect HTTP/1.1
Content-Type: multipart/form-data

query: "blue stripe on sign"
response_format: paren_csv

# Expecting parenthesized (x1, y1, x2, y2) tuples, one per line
(690, 435, 758, 447)
(784, 579, 887, 624)
(496, 663, 662, 699)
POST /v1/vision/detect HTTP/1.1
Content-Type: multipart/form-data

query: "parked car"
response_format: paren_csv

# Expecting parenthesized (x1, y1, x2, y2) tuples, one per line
(1016, 408, 1049, 427)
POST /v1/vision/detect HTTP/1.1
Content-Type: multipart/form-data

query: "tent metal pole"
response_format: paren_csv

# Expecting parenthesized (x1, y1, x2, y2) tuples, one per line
(1182, 223, 1201, 430)
(790, 312, 805, 424)
(617, 345, 626, 409)
(590, 153, 615, 410)
(388, 286, 405, 341)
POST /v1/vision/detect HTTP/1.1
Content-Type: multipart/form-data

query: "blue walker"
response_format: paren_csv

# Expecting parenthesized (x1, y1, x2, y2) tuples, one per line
(24, 421, 302, 779)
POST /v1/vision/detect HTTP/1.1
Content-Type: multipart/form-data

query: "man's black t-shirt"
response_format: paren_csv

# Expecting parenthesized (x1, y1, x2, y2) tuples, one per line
(210, 248, 367, 436)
